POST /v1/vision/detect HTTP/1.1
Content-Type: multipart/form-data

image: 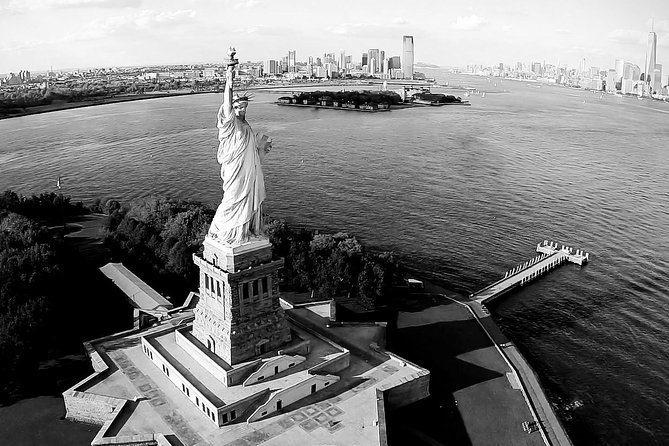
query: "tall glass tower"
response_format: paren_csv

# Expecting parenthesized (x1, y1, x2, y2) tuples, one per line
(645, 31, 657, 82)
(644, 29, 659, 94)
(402, 36, 414, 79)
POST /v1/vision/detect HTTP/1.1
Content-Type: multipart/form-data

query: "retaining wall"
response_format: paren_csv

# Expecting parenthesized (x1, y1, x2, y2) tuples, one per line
(63, 390, 125, 425)
(247, 374, 339, 422)
(377, 352, 430, 410)
(175, 328, 234, 385)
(307, 350, 350, 375)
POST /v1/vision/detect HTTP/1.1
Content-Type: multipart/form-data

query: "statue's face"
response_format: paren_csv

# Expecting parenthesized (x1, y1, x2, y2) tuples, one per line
(233, 101, 248, 119)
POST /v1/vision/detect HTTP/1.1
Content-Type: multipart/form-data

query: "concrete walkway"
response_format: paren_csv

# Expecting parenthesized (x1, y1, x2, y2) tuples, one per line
(463, 299, 573, 446)
(420, 280, 572, 446)
(106, 348, 205, 446)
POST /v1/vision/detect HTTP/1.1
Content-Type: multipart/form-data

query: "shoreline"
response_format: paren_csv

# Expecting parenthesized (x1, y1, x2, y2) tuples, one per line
(417, 278, 573, 446)
(276, 102, 390, 112)
(276, 101, 469, 112)
(1, 209, 575, 445)
(0, 89, 213, 120)
(0, 79, 448, 121)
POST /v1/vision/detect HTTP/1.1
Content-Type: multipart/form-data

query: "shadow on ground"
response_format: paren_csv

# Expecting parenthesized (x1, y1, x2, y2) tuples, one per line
(386, 304, 507, 446)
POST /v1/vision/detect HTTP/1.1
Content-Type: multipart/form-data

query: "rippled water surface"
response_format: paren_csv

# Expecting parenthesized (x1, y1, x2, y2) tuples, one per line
(1, 72, 668, 445)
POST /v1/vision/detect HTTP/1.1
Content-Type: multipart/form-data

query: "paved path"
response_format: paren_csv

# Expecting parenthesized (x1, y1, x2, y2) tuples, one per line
(503, 345, 573, 446)
(106, 348, 204, 446)
(465, 299, 573, 446)
(421, 281, 572, 446)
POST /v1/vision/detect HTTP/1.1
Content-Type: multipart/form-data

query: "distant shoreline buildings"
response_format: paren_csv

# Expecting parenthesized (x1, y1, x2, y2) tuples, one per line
(463, 27, 667, 98)
(1, 36, 422, 92)
(260, 36, 417, 81)
(3, 29, 668, 99)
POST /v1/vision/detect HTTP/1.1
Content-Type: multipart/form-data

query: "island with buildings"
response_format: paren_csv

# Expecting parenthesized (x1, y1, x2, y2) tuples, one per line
(275, 88, 469, 111)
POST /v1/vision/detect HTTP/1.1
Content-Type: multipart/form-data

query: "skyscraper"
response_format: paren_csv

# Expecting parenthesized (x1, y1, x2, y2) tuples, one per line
(651, 64, 663, 93)
(615, 59, 624, 82)
(532, 62, 542, 75)
(339, 50, 346, 72)
(388, 56, 401, 70)
(368, 49, 380, 73)
(645, 30, 657, 88)
(264, 60, 279, 75)
(288, 50, 296, 72)
(402, 36, 414, 79)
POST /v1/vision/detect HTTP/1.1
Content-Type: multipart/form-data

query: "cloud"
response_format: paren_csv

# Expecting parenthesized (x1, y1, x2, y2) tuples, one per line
(324, 20, 407, 38)
(325, 23, 365, 36)
(33, 9, 197, 42)
(53, 0, 140, 7)
(608, 28, 646, 45)
(233, 0, 261, 9)
(0, 0, 138, 12)
(0, 8, 197, 57)
(555, 28, 571, 35)
(565, 46, 608, 58)
(231, 26, 260, 34)
(0, 0, 29, 13)
(451, 15, 488, 31)
(0, 39, 46, 52)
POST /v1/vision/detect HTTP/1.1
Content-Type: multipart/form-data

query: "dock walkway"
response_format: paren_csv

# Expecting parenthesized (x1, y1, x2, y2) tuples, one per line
(471, 241, 589, 305)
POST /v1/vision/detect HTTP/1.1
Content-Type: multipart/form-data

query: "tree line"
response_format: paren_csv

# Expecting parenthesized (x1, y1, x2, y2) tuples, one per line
(289, 90, 403, 106)
(0, 190, 91, 400)
(0, 191, 404, 399)
(103, 196, 404, 310)
(266, 220, 402, 310)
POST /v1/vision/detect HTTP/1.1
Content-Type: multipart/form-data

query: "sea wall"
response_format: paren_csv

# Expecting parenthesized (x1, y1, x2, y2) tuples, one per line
(63, 329, 138, 425)
(63, 389, 125, 426)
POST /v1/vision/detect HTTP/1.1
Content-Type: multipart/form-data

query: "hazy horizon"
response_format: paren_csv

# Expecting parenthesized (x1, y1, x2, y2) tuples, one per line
(1, 0, 668, 77)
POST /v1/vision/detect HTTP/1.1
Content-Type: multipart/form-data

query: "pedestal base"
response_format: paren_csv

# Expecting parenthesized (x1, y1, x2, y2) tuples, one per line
(193, 235, 291, 366)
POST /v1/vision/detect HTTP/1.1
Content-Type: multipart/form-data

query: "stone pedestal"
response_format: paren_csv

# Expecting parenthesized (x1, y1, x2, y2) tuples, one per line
(192, 236, 291, 367)
(203, 236, 272, 272)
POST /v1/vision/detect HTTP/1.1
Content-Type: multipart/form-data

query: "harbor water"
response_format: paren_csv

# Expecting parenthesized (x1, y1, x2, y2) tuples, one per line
(1, 71, 668, 445)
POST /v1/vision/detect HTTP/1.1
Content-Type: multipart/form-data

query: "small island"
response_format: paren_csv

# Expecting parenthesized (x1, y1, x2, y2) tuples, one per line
(277, 89, 469, 111)
(277, 90, 401, 112)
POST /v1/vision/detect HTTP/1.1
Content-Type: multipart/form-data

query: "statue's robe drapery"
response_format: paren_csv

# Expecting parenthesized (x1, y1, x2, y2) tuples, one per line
(208, 104, 266, 245)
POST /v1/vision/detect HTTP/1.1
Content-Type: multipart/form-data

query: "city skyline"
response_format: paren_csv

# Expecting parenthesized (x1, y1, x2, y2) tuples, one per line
(1, 0, 669, 76)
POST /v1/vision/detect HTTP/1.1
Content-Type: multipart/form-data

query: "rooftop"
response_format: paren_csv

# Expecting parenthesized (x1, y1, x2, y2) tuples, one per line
(64, 302, 428, 446)
(99, 263, 173, 312)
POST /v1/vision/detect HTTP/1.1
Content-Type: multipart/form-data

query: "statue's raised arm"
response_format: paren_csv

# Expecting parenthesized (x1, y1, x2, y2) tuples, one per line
(221, 47, 237, 119)
(208, 47, 269, 246)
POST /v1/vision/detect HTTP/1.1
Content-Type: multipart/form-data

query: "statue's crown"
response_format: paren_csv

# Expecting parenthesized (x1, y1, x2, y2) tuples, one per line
(232, 91, 252, 103)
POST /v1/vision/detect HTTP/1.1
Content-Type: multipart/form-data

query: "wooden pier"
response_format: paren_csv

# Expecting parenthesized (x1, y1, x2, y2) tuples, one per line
(471, 241, 589, 305)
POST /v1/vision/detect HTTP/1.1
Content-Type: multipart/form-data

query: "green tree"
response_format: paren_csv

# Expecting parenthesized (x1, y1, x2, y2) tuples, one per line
(0, 211, 64, 398)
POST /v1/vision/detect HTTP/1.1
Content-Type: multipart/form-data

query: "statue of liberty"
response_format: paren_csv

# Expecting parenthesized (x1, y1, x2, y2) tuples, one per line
(208, 48, 273, 245)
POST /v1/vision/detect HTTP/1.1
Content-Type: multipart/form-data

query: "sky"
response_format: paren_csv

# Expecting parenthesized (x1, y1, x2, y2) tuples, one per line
(1, 0, 669, 76)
